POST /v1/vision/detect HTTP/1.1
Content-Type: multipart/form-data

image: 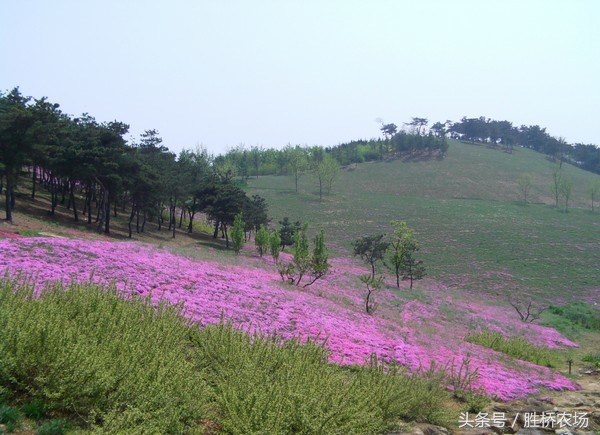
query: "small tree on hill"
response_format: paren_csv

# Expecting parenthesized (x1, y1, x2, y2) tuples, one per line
(230, 213, 245, 254)
(517, 174, 533, 204)
(399, 240, 425, 289)
(303, 230, 329, 287)
(551, 167, 562, 207)
(279, 217, 302, 251)
(359, 274, 383, 315)
(589, 180, 600, 212)
(277, 227, 330, 287)
(559, 177, 574, 212)
(387, 220, 415, 288)
(254, 224, 270, 257)
(352, 234, 389, 280)
(269, 229, 281, 263)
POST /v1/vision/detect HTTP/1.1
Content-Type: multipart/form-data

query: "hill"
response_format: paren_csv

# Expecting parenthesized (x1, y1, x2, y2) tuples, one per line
(1, 139, 599, 432)
(246, 140, 600, 303)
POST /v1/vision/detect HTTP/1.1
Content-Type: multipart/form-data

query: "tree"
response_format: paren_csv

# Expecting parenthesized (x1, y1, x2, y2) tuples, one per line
(286, 145, 308, 193)
(551, 167, 562, 207)
(0, 88, 35, 221)
(406, 117, 428, 136)
(559, 177, 574, 212)
(269, 229, 281, 263)
(315, 154, 340, 200)
(231, 212, 245, 254)
(379, 123, 397, 139)
(399, 240, 425, 289)
(254, 224, 270, 257)
(278, 217, 301, 251)
(303, 230, 330, 287)
(516, 174, 533, 204)
(387, 221, 415, 288)
(359, 274, 383, 314)
(589, 180, 600, 212)
(352, 234, 389, 280)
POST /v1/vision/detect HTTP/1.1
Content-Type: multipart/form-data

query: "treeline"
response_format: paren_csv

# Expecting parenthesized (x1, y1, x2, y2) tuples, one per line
(0, 88, 268, 245)
(444, 116, 600, 174)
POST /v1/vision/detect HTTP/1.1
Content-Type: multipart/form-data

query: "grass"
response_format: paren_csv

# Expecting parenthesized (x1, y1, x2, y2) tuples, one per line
(0, 278, 456, 433)
(465, 330, 563, 368)
(246, 140, 600, 303)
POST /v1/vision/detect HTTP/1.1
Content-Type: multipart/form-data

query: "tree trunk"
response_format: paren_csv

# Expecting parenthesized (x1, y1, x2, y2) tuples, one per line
(179, 208, 184, 228)
(104, 192, 111, 234)
(128, 206, 135, 238)
(70, 180, 78, 222)
(213, 220, 219, 238)
(4, 176, 13, 222)
(31, 163, 37, 199)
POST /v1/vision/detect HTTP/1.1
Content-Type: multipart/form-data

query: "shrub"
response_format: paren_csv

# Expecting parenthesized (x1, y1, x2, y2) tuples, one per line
(254, 224, 270, 257)
(465, 330, 559, 367)
(191, 324, 454, 433)
(0, 279, 211, 433)
(36, 418, 69, 435)
(22, 399, 45, 420)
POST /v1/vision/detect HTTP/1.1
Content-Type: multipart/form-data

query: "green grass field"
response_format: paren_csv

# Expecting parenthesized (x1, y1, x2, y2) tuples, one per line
(247, 141, 600, 303)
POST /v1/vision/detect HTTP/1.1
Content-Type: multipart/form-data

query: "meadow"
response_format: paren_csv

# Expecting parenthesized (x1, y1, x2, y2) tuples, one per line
(246, 141, 600, 303)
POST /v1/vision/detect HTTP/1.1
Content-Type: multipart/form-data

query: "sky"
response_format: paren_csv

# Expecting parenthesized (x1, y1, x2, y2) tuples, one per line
(1, 0, 599, 156)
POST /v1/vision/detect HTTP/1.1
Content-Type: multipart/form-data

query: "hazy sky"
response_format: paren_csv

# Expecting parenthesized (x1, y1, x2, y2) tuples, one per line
(2, 1, 599, 155)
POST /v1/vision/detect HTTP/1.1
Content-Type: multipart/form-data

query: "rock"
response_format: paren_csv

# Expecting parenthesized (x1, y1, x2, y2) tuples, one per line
(513, 429, 548, 435)
(554, 429, 573, 435)
(414, 423, 450, 435)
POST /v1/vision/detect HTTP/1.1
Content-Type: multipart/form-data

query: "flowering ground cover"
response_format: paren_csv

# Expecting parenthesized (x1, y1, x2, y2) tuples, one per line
(0, 236, 581, 400)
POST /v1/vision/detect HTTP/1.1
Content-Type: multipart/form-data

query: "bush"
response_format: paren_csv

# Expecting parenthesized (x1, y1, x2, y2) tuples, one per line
(0, 278, 456, 433)
(465, 330, 559, 367)
(191, 324, 454, 433)
(547, 302, 600, 331)
(36, 418, 69, 435)
(0, 279, 211, 433)
(22, 399, 45, 420)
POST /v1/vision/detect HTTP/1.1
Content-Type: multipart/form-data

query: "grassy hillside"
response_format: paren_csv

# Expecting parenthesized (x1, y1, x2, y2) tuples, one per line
(247, 140, 600, 303)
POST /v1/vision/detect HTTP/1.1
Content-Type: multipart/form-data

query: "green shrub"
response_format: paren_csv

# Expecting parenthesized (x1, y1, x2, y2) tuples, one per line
(546, 302, 600, 331)
(0, 279, 211, 433)
(0, 404, 20, 424)
(35, 418, 69, 435)
(581, 353, 600, 368)
(22, 399, 45, 420)
(0, 278, 456, 434)
(191, 324, 454, 433)
(465, 330, 560, 367)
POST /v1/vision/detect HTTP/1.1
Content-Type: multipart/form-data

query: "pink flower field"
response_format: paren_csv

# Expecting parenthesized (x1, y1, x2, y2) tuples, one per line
(0, 236, 580, 400)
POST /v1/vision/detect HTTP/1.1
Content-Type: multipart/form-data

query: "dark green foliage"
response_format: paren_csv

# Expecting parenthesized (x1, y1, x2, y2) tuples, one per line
(278, 217, 302, 250)
(35, 418, 69, 435)
(399, 240, 426, 289)
(0, 405, 20, 425)
(21, 399, 45, 420)
(352, 234, 389, 279)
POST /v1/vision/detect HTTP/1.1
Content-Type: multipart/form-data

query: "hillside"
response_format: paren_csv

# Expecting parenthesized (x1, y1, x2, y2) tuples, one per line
(1, 140, 599, 433)
(246, 140, 600, 303)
